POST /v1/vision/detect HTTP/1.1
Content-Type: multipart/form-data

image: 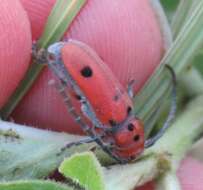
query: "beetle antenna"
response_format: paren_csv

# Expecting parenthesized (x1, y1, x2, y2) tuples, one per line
(144, 64, 177, 148)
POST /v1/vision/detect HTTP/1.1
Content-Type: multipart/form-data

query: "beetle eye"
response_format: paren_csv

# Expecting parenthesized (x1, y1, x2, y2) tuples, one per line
(81, 66, 93, 77)
(128, 123, 134, 131)
(133, 135, 140, 142)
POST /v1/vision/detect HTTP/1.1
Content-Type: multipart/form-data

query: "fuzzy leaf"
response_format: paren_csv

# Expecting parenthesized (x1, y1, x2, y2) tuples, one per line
(0, 120, 94, 181)
(0, 180, 73, 190)
(59, 152, 106, 190)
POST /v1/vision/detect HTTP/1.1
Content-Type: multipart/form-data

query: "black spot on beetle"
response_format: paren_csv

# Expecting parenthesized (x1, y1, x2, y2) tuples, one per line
(81, 66, 93, 77)
(113, 94, 119, 101)
(133, 135, 140, 142)
(128, 123, 134, 131)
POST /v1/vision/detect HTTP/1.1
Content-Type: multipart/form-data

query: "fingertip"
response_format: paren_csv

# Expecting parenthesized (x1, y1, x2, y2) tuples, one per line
(20, 0, 56, 39)
(0, 0, 31, 108)
(178, 157, 203, 190)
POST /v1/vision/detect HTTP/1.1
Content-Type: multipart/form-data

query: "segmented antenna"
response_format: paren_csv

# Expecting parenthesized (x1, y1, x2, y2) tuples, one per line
(144, 64, 177, 148)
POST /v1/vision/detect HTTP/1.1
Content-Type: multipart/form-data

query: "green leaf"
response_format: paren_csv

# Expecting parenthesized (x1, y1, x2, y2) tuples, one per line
(59, 152, 106, 190)
(0, 180, 73, 190)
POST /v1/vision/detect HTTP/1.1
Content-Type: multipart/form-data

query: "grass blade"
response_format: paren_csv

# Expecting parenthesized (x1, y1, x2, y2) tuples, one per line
(135, 1, 203, 134)
(38, 0, 86, 48)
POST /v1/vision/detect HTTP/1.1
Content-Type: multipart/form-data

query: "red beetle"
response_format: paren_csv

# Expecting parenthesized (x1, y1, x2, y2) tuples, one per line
(46, 40, 176, 163)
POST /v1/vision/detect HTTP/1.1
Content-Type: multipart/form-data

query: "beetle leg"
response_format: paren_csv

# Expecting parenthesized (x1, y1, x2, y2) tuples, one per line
(127, 79, 136, 98)
(95, 142, 128, 164)
(48, 63, 114, 156)
(32, 42, 48, 65)
(48, 79, 92, 133)
(145, 64, 177, 148)
(59, 137, 98, 153)
(81, 102, 107, 130)
(49, 80, 110, 145)
(56, 82, 124, 163)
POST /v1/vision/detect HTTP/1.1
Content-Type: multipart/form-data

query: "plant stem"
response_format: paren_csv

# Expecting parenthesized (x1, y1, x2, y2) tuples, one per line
(156, 172, 181, 190)
(104, 155, 160, 190)
(149, 96, 203, 165)
(0, 63, 44, 120)
(38, 0, 87, 48)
